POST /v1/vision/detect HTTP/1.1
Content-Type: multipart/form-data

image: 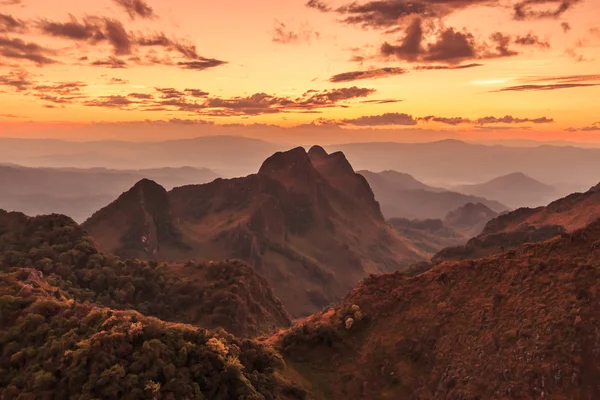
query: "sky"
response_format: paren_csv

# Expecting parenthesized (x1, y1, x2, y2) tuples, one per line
(0, 0, 599, 143)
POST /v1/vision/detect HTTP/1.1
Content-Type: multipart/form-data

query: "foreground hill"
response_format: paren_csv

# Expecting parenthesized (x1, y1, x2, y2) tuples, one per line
(0, 210, 290, 337)
(434, 183, 600, 263)
(0, 165, 219, 222)
(453, 172, 559, 208)
(83, 147, 424, 317)
(359, 170, 507, 220)
(275, 217, 600, 399)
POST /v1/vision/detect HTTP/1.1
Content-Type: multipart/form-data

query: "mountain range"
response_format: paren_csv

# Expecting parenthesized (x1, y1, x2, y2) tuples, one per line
(359, 170, 507, 220)
(82, 146, 425, 317)
(0, 165, 219, 222)
(452, 172, 559, 208)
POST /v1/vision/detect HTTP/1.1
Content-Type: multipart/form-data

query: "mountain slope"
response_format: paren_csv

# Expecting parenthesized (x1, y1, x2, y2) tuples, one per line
(83, 147, 425, 317)
(0, 210, 290, 337)
(444, 202, 500, 237)
(433, 183, 600, 264)
(359, 170, 507, 220)
(454, 172, 558, 208)
(275, 217, 600, 399)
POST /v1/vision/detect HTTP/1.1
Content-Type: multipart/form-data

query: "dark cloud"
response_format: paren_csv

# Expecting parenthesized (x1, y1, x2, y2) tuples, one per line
(112, 0, 157, 20)
(109, 77, 128, 84)
(360, 98, 402, 104)
(475, 115, 553, 124)
(418, 115, 553, 125)
(413, 63, 483, 70)
(0, 14, 26, 33)
(104, 18, 132, 55)
(566, 125, 600, 132)
(513, 0, 582, 20)
(272, 20, 320, 44)
(91, 56, 128, 68)
(514, 33, 550, 48)
(495, 74, 600, 91)
(0, 70, 32, 91)
(155, 87, 185, 99)
(84, 95, 135, 108)
(176, 58, 228, 71)
(329, 67, 406, 82)
(308, 0, 496, 29)
(561, 22, 571, 32)
(184, 88, 209, 97)
(137, 34, 202, 59)
(343, 112, 417, 126)
(0, 0, 22, 4)
(381, 19, 519, 64)
(496, 83, 599, 91)
(0, 36, 57, 65)
(419, 116, 471, 125)
(306, 0, 332, 12)
(128, 92, 154, 99)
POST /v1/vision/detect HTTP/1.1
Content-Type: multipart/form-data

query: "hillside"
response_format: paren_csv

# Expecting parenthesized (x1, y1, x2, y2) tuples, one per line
(444, 202, 500, 237)
(83, 147, 425, 317)
(359, 170, 507, 220)
(274, 217, 600, 399)
(432, 183, 600, 264)
(0, 210, 290, 337)
(0, 165, 219, 222)
(454, 172, 559, 208)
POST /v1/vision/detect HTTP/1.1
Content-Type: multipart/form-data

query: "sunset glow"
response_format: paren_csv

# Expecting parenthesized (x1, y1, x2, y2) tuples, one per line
(0, 0, 599, 142)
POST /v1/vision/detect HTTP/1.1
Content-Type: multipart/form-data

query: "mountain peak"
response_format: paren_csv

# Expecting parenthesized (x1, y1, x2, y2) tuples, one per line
(307, 145, 329, 160)
(258, 147, 321, 188)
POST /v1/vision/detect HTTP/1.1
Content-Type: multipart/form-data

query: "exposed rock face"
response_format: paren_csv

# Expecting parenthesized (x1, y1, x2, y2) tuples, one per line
(83, 147, 424, 317)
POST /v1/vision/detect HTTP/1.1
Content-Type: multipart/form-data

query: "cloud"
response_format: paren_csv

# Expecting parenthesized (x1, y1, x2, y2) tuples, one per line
(561, 22, 571, 32)
(177, 58, 227, 71)
(380, 19, 522, 65)
(514, 33, 550, 48)
(513, 0, 582, 20)
(418, 114, 554, 125)
(91, 56, 128, 68)
(272, 20, 320, 44)
(306, 0, 331, 12)
(155, 87, 185, 99)
(329, 67, 406, 82)
(0, 0, 22, 4)
(184, 88, 209, 97)
(112, 0, 157, 20)
(413, 63, 483, 70)
(308, 0, 496, 29)
(0, 14, 27, 33)
(0, 36, 57, 65)
(360, 98, 402, 104)
(0, 70, 32, 91)
(495, 74, 600, 91)
(85, 95, 135, 108)
(108, 77, 129, 84)
(128, 92, 153, 99)
(566, 125, 600, 132)
(343, 112, 417, 126)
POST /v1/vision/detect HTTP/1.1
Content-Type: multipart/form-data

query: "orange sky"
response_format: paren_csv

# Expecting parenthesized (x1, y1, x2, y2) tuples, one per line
(0, 0, 599, 142)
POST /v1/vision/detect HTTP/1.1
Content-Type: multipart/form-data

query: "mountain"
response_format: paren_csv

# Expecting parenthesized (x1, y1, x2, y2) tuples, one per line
(359, 170, 507, 220)
(0, 212, 304, 398)
(329, 140, 600, 191)
(0, 210, 290, 337)
(388, 218, 466, 254)
(275, 217, 600, 399)
(0, 135, 284, 177)
(0, 165, 219, 222)
(433, 183, 600, 264)
(453, 172, 559, 208)
(83, 147, 425, 317)
(444, 202, 500, 237)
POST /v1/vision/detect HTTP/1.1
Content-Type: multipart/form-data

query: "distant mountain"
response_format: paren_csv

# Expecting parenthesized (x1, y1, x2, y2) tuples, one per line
(277, 217, 600, 399)
(83, 147, 424, 317)
(444, 202, 500, 237)
(0, 135, 284, 177)
(359, 170, 507, 220)
(0, 165, 219, 222)
(453, 172, 559, 208)
(329, 140, 600, 190)
(433, 183, 600, 264)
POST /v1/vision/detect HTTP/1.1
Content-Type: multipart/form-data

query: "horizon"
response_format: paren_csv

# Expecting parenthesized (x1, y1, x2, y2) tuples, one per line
(1, 0, 599, 143)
